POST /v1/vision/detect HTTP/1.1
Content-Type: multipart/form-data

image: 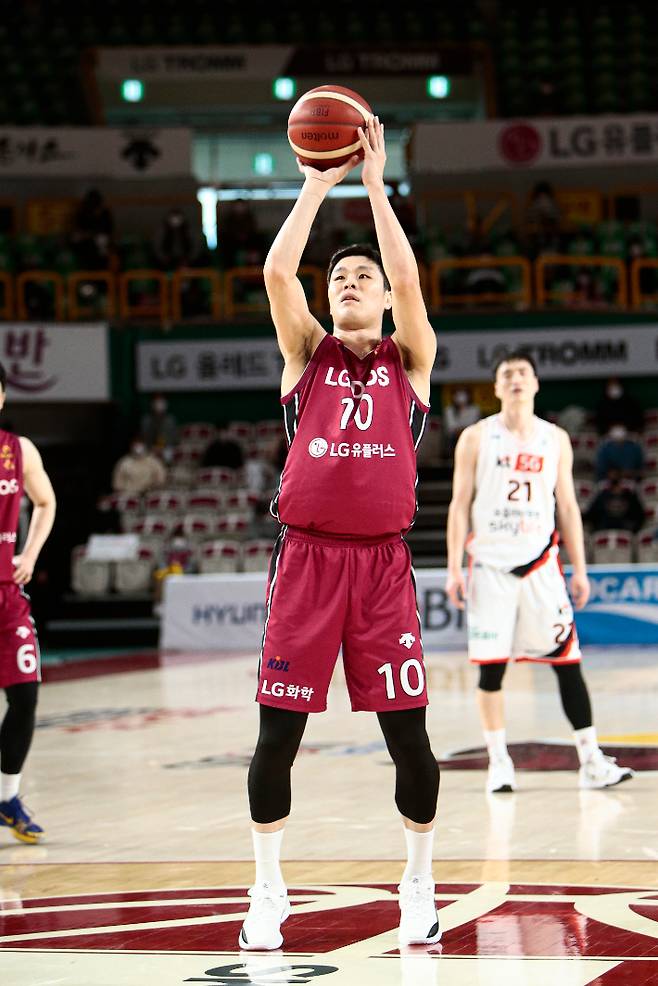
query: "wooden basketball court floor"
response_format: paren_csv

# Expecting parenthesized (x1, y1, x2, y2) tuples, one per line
(1, 644, 657, 985)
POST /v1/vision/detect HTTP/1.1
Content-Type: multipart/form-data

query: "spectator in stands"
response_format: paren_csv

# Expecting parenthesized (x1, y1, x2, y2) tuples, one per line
(595, 377, 644, 436)
(244, 446, 275, 496)
(154, 208, 195, 271)
(584, 471, 646, 533)
(112, 437, 166, 494)
(525, 181, 560, 234)
(140, 394, 178, 458)
(217, 199, 264, 267)
(444, 386, 481, 453)
(462, 216, 506, 296)
(70, 188, 114, 270)
(595, 425, 644, 481)
(201, 423, 244, 470)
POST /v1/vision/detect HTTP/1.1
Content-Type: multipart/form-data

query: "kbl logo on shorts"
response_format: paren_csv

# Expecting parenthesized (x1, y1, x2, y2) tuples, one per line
(308, 437, 328, 458)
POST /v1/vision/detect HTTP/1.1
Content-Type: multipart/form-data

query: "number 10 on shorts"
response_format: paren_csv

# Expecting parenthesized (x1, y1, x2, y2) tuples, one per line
(377, 659, 425, 700)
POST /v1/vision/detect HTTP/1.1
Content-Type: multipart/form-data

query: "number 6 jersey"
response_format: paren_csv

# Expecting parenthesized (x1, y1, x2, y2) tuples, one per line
(467, 413, 560, 571)
(271, 334, 429, 537)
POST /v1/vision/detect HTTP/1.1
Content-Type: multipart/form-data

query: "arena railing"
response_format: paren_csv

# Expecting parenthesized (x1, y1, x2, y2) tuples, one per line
(0, 257, 648, 320)
(429, 256, 532, 309)
(535, 255, 628, 309)
(630, 257, 658, 309)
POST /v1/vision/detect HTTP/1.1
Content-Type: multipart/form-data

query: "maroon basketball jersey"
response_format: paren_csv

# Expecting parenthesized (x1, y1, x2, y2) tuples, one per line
(271, 334, 429, 536)
(0, 431, 23, 581)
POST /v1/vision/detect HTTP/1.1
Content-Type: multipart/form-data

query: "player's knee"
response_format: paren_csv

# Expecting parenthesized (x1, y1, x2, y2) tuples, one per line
(478, 663, 506, 692)
(5, 682, 39, 717)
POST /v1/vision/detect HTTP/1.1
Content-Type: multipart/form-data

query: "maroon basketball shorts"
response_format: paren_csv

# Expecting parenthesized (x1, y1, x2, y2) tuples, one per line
(0, 583, 41, 688)
(258, 527, 428, 713)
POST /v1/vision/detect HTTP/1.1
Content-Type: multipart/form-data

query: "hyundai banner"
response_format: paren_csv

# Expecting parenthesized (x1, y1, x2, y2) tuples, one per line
(161, 566, 656, 652)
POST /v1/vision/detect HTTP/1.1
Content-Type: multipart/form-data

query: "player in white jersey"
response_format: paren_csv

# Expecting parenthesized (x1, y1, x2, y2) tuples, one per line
(446, 351, 633, 793)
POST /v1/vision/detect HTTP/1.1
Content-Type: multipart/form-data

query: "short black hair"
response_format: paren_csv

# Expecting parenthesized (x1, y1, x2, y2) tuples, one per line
(327, 243, 390, 291)
(0, 362, 6, 392)
(492, 349, 538, 379)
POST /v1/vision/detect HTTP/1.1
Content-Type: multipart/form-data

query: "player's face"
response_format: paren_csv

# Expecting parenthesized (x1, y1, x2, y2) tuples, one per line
(494, 359, 539, 403)
(328, 256, 391, 326)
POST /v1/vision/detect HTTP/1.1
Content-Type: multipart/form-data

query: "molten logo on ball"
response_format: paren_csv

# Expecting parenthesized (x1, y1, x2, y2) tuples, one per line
(288, 85, 373, 170)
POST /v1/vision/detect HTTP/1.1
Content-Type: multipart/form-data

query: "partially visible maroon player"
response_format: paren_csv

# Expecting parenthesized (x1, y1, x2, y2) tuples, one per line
(0, 362, 56, 844)
(240, 118, 440, 952)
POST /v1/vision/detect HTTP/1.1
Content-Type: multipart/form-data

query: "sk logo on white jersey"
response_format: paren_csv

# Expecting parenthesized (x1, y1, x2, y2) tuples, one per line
(15, 626, 31, 639)
(398, 633, 416, 649)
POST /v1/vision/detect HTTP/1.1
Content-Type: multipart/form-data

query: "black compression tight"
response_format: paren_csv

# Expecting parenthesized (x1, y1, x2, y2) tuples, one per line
(477, 661, 592, 731)
(377, 707, 439, 825)
(552, 663, 593, 730)
(1, 682, 39, 775)
(248, 705, 308, 825)
(247, 704, 439, 826)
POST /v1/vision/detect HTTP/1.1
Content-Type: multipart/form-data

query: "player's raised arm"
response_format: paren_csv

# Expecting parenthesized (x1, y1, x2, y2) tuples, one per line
(554, 427, 590, 610)
(263, 157, 359, 374)
(446, 424, 480, 608)
(358, 118, 437, 396)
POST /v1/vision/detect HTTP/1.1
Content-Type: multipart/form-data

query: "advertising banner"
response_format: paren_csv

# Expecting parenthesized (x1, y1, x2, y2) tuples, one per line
(0, 323, 109, 401)
(413, 115, 658, 173)
(137, 338, 283, 392)
(161, 566, 658, 652)
(0, 128, 191, 178)
(137, 324, 658, 390)
(431, 323, 658, 382)
(96, 45, 477, 81)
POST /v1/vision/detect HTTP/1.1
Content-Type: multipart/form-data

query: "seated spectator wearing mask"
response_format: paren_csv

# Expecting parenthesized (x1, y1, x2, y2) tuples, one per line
(112, 438, 167, 494)
(595, 377, 644, 436)
(595, 425, 644, 481)
(584, 471, 646, 534)
(444, 386, 481, 452)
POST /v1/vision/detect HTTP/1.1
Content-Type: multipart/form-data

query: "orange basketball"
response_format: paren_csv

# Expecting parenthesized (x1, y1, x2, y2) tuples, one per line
(287, 85, 373, 171)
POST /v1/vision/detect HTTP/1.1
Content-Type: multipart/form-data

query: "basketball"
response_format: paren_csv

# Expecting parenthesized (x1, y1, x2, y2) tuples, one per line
(287, 85, 373, 170)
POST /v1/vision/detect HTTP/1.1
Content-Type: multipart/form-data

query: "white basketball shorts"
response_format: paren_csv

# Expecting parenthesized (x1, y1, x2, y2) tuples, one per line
(466, 550, 581, 664)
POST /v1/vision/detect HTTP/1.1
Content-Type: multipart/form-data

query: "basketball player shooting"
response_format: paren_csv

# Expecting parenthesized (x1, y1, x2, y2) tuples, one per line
(240, 117, 441, 951)
(446, 351, 633, 794)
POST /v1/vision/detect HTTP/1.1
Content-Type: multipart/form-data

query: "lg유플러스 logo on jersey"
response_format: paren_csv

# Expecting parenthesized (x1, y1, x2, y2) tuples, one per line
(398, 633, 416, 649)
(308, 438, 329, 458)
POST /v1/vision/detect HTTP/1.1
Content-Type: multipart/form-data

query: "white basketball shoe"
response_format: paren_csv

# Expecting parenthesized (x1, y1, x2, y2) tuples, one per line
(578, 752, 634, 790)
(486, 755, 516, 793)
(398, 876, 442, 945)
(238, 882, 291, 950)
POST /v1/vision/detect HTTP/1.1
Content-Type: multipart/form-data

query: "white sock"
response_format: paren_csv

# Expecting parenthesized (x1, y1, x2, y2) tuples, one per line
(401, 827, 434, 882)
(574, 726, 599, 765)
(252, 828, 286, 891)
(1, 772, 21, 802)
(484, 729, 509, 763)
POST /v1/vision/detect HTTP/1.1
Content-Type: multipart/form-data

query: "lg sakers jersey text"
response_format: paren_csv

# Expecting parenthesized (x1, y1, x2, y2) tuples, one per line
(468, 414, 560, 571)
(271, 335, 428, 536)
(0, 431, 23, 580)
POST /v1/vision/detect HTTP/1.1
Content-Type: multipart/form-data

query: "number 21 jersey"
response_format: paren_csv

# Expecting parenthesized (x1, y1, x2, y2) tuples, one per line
(271, 334, 429, 537)
(468, 413, 560, 571)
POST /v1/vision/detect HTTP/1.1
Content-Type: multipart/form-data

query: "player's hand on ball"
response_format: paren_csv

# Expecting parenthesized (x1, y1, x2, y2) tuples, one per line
(297, 155, 360, 187)
(570, 571, 590, 610)
(12, 554, 34, 585)
(446, 570, 467, 610)
(358, 116, 386, 187)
